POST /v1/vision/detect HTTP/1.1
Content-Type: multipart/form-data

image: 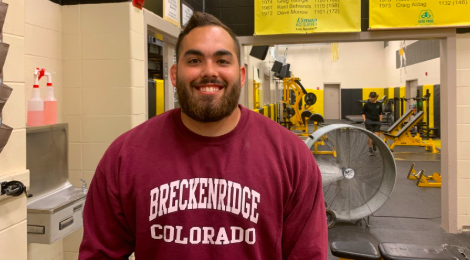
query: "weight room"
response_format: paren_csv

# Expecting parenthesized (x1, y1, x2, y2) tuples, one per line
(245, 39, 446, 229)
(242, 32, 470, 259)
(241, 3, 470, 256)
(0, 0, 469, 259)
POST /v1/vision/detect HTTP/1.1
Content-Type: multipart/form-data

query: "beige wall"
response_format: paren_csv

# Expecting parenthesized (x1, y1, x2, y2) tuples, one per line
(456, 34, 470, 230)
(23, 0, 65, 259)
(287, 42, 386, 89)
(244, 42, 386, 109)
(61, 1, 145, 192)
(61, 3, 145, 260)
(24, 0, 63, 121)
(0, 1, 146, 259)
(384, 40, 440, 87)
(0, 0, 28, 259)
(245, 40, 442, 107)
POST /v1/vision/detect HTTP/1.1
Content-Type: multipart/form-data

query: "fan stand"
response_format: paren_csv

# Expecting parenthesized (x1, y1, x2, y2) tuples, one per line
(362, 216, 370, 227)
(353, 216, 371, 228)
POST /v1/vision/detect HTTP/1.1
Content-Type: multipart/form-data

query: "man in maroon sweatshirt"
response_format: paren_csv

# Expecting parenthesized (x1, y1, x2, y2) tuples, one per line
(79, 11, 328, 260)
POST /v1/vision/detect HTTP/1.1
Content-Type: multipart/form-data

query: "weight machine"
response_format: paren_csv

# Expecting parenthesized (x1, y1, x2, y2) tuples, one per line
(278, 75, 336, 156)
(412, 89, 437, 139)
(279, 75, 317, 135)
(391, 96, 409, 124)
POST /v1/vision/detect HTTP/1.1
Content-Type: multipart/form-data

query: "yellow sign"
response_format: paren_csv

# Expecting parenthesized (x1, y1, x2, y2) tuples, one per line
(370, 0, 470, 29)
(255, 0, 361, 35)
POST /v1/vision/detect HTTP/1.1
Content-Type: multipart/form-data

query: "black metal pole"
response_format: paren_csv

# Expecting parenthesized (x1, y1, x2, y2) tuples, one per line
(426, 90, 431, 139)
(400, 97, 404, 117)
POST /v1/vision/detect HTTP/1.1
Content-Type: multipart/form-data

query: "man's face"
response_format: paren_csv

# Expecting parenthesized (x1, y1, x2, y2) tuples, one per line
(170, 25, 246, 123)
(370, 96, 377, 102)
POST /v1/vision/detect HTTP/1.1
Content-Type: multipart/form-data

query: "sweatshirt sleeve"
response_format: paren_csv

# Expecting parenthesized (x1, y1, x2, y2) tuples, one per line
(79, 147, 135, 259)
(362, 102, 367, 115)
(281, 153, 328, 260)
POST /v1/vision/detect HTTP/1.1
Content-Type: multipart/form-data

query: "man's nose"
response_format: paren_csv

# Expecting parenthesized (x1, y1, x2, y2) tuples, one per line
(201, 61, 218, 78)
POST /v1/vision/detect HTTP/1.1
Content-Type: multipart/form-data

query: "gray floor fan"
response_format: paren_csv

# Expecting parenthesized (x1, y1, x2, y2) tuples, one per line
(305, 124, 397, 226)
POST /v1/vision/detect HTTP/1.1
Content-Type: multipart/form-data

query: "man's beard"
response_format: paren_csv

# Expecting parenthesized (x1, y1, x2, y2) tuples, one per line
(176, 77, 241, 123)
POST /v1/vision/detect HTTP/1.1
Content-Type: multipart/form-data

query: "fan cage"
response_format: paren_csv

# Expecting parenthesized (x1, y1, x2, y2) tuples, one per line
(305, 124, 397, 221)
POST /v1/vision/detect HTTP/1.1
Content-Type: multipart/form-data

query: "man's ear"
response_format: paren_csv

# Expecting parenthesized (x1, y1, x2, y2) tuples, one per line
(239, 65, 246, 88)
(170, 64, 177, 87)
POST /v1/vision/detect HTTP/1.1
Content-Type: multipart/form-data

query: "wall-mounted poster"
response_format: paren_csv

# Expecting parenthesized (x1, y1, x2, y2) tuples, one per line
(181, 1, 194, 28)
(164, 0, 180, 28)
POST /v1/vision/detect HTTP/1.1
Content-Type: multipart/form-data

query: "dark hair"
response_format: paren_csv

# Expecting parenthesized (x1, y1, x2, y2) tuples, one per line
(369, 92, 377, 98)
(175, 12, 241, 65)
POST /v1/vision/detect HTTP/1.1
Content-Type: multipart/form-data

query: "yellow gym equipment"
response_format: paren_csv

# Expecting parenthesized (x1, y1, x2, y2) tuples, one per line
(268, 103, 275, 121)
(383, 111, 438, 153)
(407, 163, 419, 179)
(310, 114, 336, 157)
(253, 80, 260, 109)
(279, 75, 316, 136)
(407, 163, 442, 188)
(277, 76, 335, 156)
(155, 79, 165, 116)
(148, 79, 165, 119)
(253, 103, 278, 122)
(262, 104, 269, 118)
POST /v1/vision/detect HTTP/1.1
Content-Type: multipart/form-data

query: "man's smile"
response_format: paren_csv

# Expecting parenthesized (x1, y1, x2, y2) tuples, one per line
(193, 83, 225, 95)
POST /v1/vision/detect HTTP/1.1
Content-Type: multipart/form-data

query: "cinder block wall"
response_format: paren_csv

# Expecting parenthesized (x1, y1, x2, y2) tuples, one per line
(0, 0, 28, 259)
(61, 3, 145, 260)
(23, 0, 64, 259)
(456, 33, 470, 230)
(0, 1, 145, 259)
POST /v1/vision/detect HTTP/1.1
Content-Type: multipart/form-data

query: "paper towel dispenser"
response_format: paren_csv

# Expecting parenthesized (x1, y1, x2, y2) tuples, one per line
(26, 123, 87, 244)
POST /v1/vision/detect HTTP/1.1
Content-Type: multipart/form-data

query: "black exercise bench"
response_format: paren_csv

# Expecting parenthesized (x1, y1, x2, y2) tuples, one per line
(382, 111, 437, 153)
(382, 109, 413, 136)
(331, 241, 458, 260)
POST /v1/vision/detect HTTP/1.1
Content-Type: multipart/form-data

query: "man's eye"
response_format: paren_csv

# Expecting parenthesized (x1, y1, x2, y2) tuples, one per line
(218, 59, 230, 64)
(188, 59, 200, 64)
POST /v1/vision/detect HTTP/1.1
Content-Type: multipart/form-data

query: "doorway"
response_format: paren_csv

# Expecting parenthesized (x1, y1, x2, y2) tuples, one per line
(406, 79, 418, 110)
(239, 30, 458, 233)
(324, 84, 341, 119)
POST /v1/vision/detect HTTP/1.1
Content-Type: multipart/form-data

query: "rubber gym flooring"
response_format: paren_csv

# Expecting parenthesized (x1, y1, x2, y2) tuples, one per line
(307, 122, 470, 259)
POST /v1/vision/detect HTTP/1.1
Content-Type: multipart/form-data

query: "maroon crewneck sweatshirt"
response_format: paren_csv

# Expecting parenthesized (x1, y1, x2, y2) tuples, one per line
(79, 105, 327, 260)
